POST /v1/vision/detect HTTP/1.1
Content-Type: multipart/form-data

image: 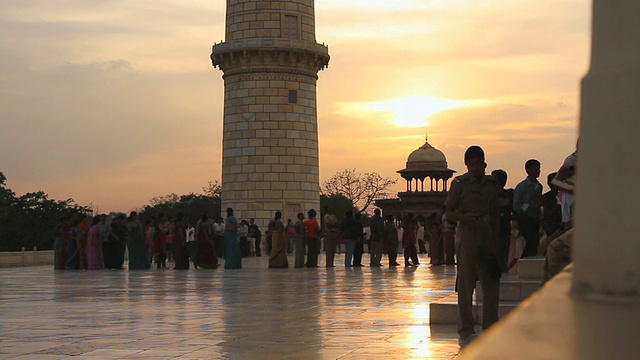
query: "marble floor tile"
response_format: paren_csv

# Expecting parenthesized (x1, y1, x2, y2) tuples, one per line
(1, 254, 461, 359)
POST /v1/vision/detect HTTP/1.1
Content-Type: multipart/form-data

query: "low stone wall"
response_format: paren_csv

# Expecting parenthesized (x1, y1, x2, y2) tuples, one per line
(0, 248, 54, 268)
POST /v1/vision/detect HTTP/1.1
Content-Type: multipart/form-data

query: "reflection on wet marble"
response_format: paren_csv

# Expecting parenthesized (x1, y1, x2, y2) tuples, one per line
(1, 254, 460, 359)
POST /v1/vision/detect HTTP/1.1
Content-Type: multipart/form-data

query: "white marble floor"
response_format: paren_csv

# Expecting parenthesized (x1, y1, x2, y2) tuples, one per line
(1, 254, 461, 359)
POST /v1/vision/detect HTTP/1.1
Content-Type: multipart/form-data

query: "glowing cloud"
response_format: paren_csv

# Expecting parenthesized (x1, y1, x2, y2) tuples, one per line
(368, 96, 467, 128)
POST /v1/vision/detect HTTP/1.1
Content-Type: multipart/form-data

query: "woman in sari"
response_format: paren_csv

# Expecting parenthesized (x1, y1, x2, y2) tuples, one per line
(223, 208, 242, 269)
(172, 212, 190, 270)
(86, 216, 104, 270)
(154, 214, 168, 269)
(304, 209, 320, 268)
(293, 212, 306, 268)
(127, 212, 150, 270)
(268, 211, 289, 268)
(384, 215, 400, 266)
(402, 212, 420, 267)
(429, 216, 445, 266)
(58, 217, 72, 270)
(77, 215, 91, 270)
(64, 217, 81, 270)
(196, 214, 219, 269)
(144, 218, 155, 265)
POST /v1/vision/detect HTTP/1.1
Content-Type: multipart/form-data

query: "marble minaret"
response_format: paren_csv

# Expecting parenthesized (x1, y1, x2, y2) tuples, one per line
(211, 1, 329, 227)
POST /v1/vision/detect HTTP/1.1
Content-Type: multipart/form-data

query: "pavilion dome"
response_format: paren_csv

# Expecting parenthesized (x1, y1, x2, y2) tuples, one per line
(406, 135, 448, 168)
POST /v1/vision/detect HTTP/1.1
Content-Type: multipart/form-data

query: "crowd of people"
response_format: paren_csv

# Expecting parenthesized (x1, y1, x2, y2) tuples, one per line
(51, 141, 575, 274)
(50, 142, 577, 348)
(50, 209, 458, 272)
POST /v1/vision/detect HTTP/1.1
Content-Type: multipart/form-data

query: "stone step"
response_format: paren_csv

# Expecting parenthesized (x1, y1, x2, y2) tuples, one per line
(477, 301, 519, 323)
(430, 293, 520, 325)
(430, 257, 545, 325)
(476, 274, 541, 302)
(516, 257, 545, 279)
(430, 294, 469, 325)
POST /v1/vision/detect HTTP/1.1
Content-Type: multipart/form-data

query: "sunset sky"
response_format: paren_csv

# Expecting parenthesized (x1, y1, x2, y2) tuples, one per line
(0, 0, 589, 213)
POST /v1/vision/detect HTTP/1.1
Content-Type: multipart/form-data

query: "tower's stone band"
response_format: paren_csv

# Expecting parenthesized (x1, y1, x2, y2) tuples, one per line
(212, 0, 329, 227)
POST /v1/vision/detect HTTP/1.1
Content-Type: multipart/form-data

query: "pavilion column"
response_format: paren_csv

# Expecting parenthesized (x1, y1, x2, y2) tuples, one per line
(572, 0, 640, 302)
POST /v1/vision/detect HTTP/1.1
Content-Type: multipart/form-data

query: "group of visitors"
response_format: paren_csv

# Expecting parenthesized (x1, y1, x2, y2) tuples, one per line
(51, 141, 577, 350)
(442, 144, 577, 346)
(52, 206, 321, 271)
(52, 209, 242, 271)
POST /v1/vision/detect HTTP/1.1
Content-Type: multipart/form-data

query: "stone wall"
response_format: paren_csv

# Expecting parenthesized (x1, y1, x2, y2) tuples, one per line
(225, 0, 316, 42)
(222, 71, 320, 226)
(0, 249, 54, 268)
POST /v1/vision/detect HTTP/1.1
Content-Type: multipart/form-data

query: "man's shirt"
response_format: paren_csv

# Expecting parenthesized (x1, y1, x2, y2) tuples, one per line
(513, 177, 542, 219)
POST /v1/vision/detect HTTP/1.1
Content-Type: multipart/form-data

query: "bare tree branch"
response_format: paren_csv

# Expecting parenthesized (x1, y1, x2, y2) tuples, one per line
(322, 168, 396, 213)
(202, 180, 222, 198)
(149, 193, 180, 206)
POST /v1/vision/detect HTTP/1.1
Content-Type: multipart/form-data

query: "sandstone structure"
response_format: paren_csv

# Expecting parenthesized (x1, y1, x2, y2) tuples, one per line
(211, 0, 329, 227)
(376, 135, 455, 220)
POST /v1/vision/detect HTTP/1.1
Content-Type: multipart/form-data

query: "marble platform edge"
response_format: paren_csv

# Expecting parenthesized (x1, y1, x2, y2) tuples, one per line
(459, 264, 640, 359)
(0, 250, 54, 268)
(459, 266, 574, 359)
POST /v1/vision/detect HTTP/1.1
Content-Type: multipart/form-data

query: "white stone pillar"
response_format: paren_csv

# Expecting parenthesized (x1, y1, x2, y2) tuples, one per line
(572, 1, 640, 301)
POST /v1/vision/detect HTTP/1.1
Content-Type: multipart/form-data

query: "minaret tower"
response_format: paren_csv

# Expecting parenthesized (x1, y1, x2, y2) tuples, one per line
(211, 1, 329, 227)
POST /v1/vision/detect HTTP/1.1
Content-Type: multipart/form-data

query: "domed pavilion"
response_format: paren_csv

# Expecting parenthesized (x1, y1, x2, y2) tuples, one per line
(375, 134, 455, 221)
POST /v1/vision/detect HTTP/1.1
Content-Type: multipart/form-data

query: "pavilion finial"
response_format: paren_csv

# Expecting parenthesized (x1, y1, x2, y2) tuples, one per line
(425, 133, 429, 142)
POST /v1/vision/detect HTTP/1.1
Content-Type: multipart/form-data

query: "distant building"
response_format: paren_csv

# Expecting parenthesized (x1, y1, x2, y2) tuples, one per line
(375, 135, 455, 221)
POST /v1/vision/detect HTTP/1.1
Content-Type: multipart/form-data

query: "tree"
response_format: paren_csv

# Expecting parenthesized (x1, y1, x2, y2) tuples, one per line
(139, 182, 222, 227)
(202, 180, 222, 198)
(319, 194, 353, 229)
(321, 168, 396, 214)
(0, 172, 90, 251)
(148, 193, 180, 206)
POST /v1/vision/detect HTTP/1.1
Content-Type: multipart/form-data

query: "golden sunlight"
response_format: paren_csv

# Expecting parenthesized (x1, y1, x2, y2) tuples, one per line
(407, 303, 433, 357)
(368, 96, 466, 128)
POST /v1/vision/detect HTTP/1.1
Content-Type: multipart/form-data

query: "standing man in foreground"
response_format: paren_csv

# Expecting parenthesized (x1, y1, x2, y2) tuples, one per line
(445, 145, 500, 346)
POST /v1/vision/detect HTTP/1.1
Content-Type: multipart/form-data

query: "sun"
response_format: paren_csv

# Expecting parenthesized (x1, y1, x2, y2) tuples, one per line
(369, 96, 466, 128)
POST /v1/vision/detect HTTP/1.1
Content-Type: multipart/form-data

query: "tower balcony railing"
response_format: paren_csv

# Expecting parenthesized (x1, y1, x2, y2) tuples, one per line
(212, 37, 329, 56)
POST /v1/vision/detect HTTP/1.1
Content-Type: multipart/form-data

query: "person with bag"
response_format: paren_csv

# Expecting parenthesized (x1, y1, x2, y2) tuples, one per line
(554, 144, 577, 229)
